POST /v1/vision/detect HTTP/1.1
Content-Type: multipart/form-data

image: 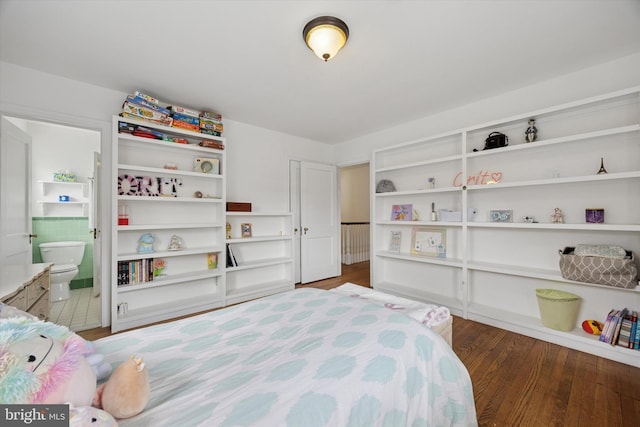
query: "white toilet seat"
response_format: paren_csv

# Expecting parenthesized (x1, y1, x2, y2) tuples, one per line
(51, 263, 78, 274)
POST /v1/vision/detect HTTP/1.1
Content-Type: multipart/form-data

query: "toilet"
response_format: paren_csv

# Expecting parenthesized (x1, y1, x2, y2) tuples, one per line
(39, 241, 86, 302)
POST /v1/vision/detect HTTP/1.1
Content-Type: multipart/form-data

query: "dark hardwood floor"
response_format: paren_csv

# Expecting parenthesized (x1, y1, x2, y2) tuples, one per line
(79, 261, 640, 426)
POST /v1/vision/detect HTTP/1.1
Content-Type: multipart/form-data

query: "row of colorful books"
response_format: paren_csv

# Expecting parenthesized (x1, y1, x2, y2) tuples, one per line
(120, 90, 224, 136)
(599, 307, 640, 350)
(117, 258, 158, 286)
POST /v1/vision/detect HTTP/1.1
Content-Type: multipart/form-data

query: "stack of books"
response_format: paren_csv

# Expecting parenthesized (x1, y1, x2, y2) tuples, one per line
(168, 105, 200, 132)
(118, 90, 224, 139)
(200, 111, 223, 136)
(121, 91, 173, 126)
(599, 307, 640, 350)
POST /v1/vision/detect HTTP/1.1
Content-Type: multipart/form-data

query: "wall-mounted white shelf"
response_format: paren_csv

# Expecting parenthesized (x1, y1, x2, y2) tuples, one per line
(38, 180, 87, 195)
(37, 180, 89, 217)
(36, 201, 88, 217)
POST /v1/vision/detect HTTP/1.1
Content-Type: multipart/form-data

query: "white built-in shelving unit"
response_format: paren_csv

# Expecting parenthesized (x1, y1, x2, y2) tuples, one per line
(111, 116, 226, 332)
(225, 212, 294, 305)
(372, 87, 640, 367)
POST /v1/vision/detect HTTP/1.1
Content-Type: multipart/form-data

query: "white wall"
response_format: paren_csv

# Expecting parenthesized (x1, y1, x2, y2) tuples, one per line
(224, 120, 333, 212)
(0, 61, 334, 324)
(334, 53, 640, 165)
(340, 163, 369, 223)
(20, 120, 99, 215)
(0, 61, 334, 214)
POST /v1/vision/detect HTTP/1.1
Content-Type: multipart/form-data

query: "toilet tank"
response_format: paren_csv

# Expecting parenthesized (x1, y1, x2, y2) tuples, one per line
(39, 241, 86, 265)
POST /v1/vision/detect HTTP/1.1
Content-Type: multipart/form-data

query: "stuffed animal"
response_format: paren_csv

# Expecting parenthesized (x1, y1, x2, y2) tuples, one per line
(137, 233, 155, 254)
(582, 319, 604, 335)
(69, 405, 118, 427)
(94, 355, 149, 419)
(0, 316, 149, 422)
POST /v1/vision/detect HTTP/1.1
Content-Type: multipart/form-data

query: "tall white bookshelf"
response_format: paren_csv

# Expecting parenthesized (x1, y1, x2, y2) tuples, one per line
(111, 116, 226, 332)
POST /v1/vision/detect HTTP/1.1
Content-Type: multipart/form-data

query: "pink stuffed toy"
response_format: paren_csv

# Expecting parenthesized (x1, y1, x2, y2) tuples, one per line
(0, 316, 148, 424)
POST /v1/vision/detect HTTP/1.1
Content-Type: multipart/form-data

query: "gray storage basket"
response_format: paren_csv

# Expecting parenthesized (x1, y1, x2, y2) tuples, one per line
(558, 247, 639, 289)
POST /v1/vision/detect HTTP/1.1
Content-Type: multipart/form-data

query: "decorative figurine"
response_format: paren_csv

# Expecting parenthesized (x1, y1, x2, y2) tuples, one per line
(137, 233, 155, 254)
(596, 157, 608, 174)
(412, 208, 420, 221)
(522, 216, 536, 223)
(167, 234, 185, 251)
(551, 208, 564, 224)
(226, 222, 232, 239)
(153, 258, 166, 277)
(525, 118, 537, 143)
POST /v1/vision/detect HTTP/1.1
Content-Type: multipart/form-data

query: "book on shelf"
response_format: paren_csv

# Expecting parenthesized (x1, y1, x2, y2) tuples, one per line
(635, 312, 640, 350)
(388, 230, 401, 253)
(628, 311, 637, 349)
(610, 308, 628, 346)
(599, 309, 616, 343)
(616, 312, 633, 348)
(226, 244, 238, 267)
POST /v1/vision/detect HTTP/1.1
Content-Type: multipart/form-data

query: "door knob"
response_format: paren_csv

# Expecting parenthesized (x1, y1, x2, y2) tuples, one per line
(303, 227, 309, 235)
(28, 233, 38, 244)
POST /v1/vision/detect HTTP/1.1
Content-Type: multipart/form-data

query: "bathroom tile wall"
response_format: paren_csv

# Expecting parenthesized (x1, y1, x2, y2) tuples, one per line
(32, 217, 93, 289)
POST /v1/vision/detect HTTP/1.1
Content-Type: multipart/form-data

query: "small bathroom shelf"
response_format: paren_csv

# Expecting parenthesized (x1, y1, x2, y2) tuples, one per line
(37, 201, 88, 217)
(38, 180, 88, 197)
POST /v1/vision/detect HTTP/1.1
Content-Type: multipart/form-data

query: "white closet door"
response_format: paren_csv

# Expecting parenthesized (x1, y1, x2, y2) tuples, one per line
(300, 161, 339, 283)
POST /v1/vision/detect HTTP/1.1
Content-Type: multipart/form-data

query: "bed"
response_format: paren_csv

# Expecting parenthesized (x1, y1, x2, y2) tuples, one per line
(95, 287, 477, 426)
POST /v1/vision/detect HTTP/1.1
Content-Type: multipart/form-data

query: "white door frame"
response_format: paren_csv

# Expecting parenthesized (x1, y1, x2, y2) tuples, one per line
(0, 105, 112, 327)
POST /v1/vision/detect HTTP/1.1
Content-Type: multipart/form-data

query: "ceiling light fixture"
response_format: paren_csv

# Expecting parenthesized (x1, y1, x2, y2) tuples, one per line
(303, 16, 349, 62)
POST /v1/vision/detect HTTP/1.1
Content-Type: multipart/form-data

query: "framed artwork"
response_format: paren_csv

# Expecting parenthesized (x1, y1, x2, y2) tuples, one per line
(410, 227, 446, 258)
(391, 204, 413, 221)
(241, 223, 252, 237)
(388, 231, 401, 253)
(489, 210, 513, 223)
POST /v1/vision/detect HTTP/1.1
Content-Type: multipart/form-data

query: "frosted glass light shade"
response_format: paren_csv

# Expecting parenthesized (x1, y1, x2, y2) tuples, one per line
(303, 16, 349, 62)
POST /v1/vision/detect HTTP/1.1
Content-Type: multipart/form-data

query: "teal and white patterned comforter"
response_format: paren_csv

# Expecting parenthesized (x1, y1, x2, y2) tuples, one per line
(95, 288, 477, 426)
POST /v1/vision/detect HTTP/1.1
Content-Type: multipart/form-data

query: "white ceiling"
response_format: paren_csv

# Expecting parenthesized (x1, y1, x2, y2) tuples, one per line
(1, 0, 639, 144)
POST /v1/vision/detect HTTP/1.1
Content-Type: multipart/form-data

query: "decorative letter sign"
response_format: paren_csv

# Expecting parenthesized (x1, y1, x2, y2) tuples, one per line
(453, 170, 503, 187)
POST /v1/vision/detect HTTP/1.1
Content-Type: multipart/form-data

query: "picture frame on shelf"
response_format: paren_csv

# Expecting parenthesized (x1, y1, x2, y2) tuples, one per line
(241, 223, 252, 238)
(207, 253, 218, 269)
(388, 231, 401, 253)
(410, 227, 446, 258)
(391, 204, 413, 221)
(489, 209, 513, 223)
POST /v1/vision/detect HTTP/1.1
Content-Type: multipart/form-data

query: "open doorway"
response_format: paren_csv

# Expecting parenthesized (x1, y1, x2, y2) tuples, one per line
(339, 162, 370, 271)
(3, 116, 102, 332)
